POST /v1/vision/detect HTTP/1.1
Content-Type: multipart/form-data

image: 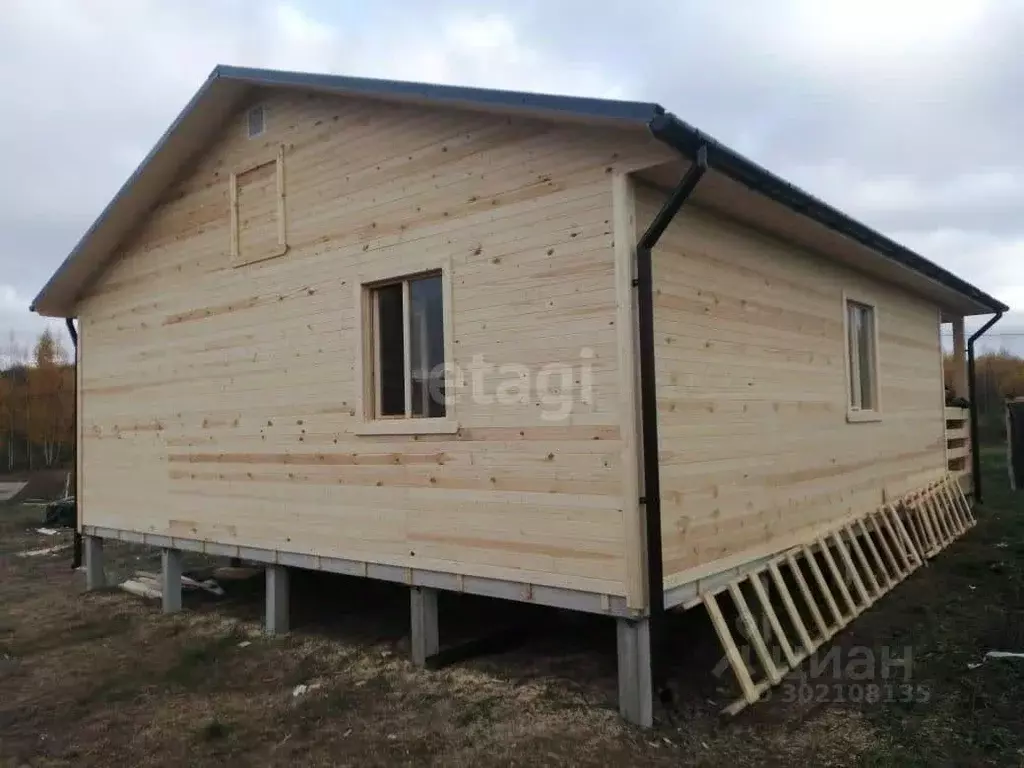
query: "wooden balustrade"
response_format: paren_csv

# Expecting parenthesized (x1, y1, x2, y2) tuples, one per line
(945, 407, 971, 489)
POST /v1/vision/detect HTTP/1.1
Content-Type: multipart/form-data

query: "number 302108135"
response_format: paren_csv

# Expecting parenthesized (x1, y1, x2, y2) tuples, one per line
(765, 682, 930, 705)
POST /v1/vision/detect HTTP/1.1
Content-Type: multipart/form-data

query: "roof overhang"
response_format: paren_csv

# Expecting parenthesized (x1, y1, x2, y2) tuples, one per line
(643, 115, 1007, 317)
(637, 161, 1000, 317)
(31, 65, 1008, 319)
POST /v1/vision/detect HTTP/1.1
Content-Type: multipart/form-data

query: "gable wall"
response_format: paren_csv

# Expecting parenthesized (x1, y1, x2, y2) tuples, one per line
(78, 89, 658, 598)
(641, 185, 947, 586)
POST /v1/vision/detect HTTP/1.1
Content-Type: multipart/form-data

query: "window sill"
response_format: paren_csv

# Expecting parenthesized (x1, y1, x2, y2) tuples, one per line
(353, 418, 460, 436)
(846, 410, 882, 423)
(233, 245, 289, 268)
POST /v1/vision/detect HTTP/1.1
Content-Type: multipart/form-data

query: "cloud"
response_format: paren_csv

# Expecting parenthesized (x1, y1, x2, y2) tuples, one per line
(1, 0, 1021, 357)
(440, 0, 1024, 313)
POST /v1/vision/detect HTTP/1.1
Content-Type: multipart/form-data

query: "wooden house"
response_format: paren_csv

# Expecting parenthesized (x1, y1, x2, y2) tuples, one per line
(32, 66, 1007, 725)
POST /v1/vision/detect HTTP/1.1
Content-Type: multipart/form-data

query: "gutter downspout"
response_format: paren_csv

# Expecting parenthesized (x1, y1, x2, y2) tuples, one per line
(65, 318, 82, 570)
(968, 312, 1004, 502)
(634, 144, 709, 693)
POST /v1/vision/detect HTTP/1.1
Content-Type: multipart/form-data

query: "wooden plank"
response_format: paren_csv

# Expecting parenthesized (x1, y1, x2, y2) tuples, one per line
(934, 483, 960, 535)
(925, 488, 951, 545)
(276, 144, 287, 250)
(785, 553, 832, 641)
(954, 480, 975, 524)
(900, 498, 930, 557)
(872, 509, 906, 576)
(941, 485, 964, 536)
(927, 488, 952, 544)
(925, 487, 946, 548)
(818, 537, 859, 617)
(76, 321, 85, 531)
(802, 546, 846, 629)
(768, 561, 815, 654)
(907, 493, 934, 552)
(942, 482, 968, 533)
(750, 573, 798, 668)
(831, 531, 872, 607)
(704, 591, 759, 703)
(950, 479, 974, 528)
(945, 425, 968, 441)
(946, 480, 972, 528)
(943, 481, 968, 535)
(612, 172, 645, 610)
(890, 506, 925, 566)
(915, 492, 940, 547)
(401, 279, 412, 418)
(228, 172, 239, 261)
(857, 518, 892, 587)
(846, 524, 881, 597)
(728, 582, 781, 685)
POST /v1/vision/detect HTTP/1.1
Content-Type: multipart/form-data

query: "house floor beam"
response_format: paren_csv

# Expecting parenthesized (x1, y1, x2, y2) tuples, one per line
(81, 525, 637, 619)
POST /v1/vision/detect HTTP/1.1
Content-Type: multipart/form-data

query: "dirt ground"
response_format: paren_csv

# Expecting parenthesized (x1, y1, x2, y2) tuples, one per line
(0, 468, 71, 503)
(1, 451, 1022, 767)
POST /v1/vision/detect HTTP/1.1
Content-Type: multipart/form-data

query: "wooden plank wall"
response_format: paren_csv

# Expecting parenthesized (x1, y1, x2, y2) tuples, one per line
(77, 90, 650, 598)
(639, 186, 948, 587)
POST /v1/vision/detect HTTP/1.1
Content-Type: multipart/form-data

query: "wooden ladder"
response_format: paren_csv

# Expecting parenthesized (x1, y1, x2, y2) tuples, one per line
(701, 474, 971, 715)
(896, 476, 976, 559)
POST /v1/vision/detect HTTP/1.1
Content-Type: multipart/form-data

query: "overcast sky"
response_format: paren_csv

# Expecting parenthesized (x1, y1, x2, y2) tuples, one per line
(3, 0, 1023, 354)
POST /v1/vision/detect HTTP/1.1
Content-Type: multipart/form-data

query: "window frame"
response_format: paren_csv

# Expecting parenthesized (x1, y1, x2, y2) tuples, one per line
(842, 291, 882, 423)
(229, 144, 288, 267)
(354, 259, 457, 436)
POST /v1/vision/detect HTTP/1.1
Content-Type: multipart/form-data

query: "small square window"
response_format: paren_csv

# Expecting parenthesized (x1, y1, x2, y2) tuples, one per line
(845, 296, 880, 419)
(246, 106, 265, 138)
(370, 272, 446, 420)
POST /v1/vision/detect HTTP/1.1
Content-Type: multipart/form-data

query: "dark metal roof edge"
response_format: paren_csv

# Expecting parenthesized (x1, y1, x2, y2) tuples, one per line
(30, 67, 227, 313)
(647, 113, 1009, 314)
(214, 64, 665, 124)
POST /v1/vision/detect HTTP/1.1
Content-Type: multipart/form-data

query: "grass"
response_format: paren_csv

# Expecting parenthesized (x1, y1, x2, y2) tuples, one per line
(0, 454, 1021, 766)
(851, 446, 1024, 764)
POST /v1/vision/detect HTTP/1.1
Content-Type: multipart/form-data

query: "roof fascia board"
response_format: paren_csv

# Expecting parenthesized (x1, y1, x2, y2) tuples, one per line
(215, 65, 664, 125)
(31, 70, 236, 315)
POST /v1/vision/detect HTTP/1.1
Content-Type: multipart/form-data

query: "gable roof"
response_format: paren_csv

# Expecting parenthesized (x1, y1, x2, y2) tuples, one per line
(31, 64, 1008, 317)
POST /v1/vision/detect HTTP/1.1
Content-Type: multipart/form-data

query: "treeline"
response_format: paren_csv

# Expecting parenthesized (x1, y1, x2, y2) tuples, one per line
(944, 349, 1024, 441)
(0, 328, 74, 471)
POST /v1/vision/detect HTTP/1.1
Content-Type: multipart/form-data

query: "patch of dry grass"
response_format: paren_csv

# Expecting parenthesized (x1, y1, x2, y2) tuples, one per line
(1, 453, 1022, 768)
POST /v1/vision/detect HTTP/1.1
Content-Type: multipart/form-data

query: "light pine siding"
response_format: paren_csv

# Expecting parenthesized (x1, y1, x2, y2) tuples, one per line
(641, 186, 947, 586)
(78, 91, 641, 597)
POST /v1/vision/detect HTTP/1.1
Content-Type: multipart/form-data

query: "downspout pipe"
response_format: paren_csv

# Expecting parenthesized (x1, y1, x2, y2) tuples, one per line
(634, 144, 708, 691)
(968, 312, 1003, 502)
(65, 318, 82, 570)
